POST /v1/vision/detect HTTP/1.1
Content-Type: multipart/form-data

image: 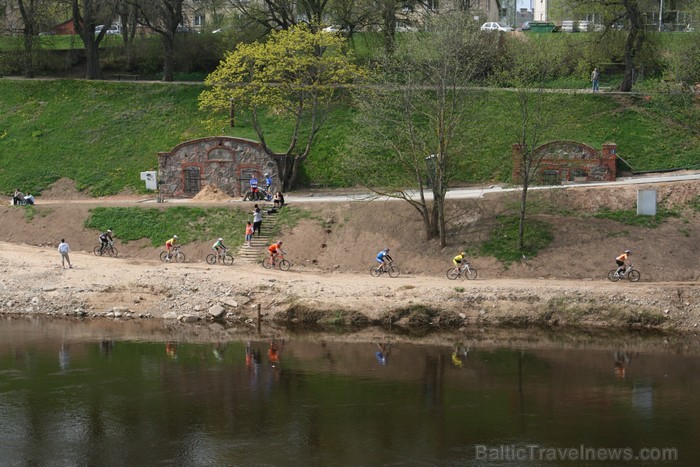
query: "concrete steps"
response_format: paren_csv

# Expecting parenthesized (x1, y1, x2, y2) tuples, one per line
(235, 205, 278, 263)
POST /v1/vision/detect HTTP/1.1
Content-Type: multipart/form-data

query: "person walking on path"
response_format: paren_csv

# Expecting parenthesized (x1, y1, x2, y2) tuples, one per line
(252, 204, 263, 237)
(591, 67, 600, 93)
(58, 239, 72, 269)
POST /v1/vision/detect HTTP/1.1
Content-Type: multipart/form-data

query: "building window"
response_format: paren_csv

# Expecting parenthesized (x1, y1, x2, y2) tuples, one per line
(194, 14, 205, 26)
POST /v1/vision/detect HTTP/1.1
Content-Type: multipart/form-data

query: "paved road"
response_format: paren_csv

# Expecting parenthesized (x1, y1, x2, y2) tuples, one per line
(282, 171, 700, 204)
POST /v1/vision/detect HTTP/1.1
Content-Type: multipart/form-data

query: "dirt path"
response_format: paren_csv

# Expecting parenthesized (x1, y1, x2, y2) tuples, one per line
(2, 241, 699, 332)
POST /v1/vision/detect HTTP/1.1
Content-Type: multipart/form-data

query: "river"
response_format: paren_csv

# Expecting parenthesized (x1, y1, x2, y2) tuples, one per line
(0, 317, 696, 465)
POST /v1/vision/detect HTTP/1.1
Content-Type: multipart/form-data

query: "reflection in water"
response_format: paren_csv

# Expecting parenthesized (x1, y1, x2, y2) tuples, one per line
(0, 321, 699, 465)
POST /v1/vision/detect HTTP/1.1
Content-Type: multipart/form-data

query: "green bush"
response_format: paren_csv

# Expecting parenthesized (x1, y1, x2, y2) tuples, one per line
(479, 215, 553, 263)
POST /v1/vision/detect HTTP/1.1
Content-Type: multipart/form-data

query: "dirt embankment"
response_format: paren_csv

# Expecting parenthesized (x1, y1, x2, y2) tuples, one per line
(1, 178, 699, 333)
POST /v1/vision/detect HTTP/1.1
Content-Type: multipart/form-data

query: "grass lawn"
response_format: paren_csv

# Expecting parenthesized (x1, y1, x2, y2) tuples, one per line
(1, 79, 699, 196)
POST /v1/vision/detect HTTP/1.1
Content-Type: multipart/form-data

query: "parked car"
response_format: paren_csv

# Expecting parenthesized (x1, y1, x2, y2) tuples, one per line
(480, 22, 513, 32)
(95, 24, 121, 35)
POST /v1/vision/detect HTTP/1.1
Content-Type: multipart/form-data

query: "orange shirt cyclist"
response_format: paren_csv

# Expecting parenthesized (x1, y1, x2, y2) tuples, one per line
(268, 241, 285, 263)
(615, 249, 631, 275)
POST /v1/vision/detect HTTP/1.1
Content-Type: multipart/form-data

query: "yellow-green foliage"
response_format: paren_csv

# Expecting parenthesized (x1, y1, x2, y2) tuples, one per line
(199, 24, 367, 126)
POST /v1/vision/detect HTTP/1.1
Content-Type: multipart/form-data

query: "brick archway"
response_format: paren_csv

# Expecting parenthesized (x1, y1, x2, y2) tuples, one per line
(512, 141, 617, 184)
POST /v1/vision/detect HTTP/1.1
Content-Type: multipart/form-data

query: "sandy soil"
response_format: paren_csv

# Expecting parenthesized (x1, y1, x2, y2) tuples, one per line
(1, 178, 699, 332)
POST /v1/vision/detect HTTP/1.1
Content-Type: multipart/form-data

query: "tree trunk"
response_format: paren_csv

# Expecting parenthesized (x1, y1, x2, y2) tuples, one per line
(161, 33, 175, 82)
(619, 0, 644, 92)
(22, 31, 34, 78)
(518, 184, 528, 251)
(85, 38, 102, 80)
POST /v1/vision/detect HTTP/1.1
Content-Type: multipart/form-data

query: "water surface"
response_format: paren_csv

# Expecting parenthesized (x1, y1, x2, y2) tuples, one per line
(0, 318, 696, 465)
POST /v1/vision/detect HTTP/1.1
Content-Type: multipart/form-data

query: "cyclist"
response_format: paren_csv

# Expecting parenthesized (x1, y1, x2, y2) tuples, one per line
(98, 229, 113, 254)
(615, 249, 631, 276)
(165, 235, 179, 261)
(453, 251, 468, 270)
(376, 248, 393, 271)
(212, 237, 228, 259)
(268, 241, 285, 264)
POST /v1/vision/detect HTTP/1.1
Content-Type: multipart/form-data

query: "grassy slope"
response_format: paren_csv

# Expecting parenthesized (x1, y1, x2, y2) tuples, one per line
(1, 79, 699, 196)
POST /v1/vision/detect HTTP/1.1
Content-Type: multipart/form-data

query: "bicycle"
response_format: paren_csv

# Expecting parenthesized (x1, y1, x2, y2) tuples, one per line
(206, 249, 234, 266)
(446, 260, 477, 280)
(160, 245, 185, 263)
(262, 253, 291, 271)
(370, 260, 400, 278)
(607, 264, 640, 282)
(94, 240, 118, 257)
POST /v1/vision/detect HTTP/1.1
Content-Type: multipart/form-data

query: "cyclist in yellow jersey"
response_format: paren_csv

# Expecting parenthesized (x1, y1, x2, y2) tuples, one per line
(165, 235, 178, 260)
(453, 251, 467, 267)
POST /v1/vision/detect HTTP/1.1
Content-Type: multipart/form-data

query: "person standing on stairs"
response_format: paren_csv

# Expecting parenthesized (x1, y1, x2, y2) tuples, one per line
(253, 204, 263, 237)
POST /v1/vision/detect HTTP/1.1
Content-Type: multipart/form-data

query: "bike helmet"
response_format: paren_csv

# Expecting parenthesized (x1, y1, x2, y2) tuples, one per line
(264, 173, 269, 176)
(625, 250, 631, 254)
(107, 229, 112, 233)
(173, 235, 179, 239)
(278, 241, 283, 245)
(461, 251, 466, 256)
(218, 237, 223, 241)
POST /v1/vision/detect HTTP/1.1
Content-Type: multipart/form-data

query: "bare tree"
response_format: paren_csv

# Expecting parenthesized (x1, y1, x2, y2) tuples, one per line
(226, 0, 329, 33)
(70, 0, 117, 80)
(557, 0, 650, 91)
(131, 0, 185, 81)
(15, 0, 54, 78)
(349, 14, 493, 246)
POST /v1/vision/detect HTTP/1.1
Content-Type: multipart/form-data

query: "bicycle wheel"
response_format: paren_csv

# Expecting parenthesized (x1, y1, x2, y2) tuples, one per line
(608, 270, 620, 282)
(278, 259, 291, 271)
(222, 253, 235, 266)
(370, 266, 381, 277)
(174, 252, 185, 263)
(387, 266, 400, 278)
(159, 251, 169, 262)
(465, 267, 477, 280)
(206, 254, 217, 265)
(262, 257, 273, 269)
(94, 246, 104, 256)
(627, 269, 641, 282)
(446, 268, 459, 280)
(108, 246, 118, 257)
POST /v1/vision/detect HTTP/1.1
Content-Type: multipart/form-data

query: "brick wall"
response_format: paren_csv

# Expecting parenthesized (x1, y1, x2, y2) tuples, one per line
(512, 141, 617, 184)
(157, 137, 280, 198)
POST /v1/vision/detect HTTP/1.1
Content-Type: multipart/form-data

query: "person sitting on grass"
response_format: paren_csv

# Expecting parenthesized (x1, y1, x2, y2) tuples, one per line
(273, 191, 285, 208)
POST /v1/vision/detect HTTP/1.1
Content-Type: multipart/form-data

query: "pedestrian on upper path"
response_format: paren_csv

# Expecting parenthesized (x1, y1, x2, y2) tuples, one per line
(591, 67, 600, 93)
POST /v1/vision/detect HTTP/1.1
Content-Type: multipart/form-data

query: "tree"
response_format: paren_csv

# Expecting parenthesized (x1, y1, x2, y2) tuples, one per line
(131, 0, 185, 82)
(199, 24, 366, 191)
(226, 0, 330, 33)
(496, 40, 559, 251)
(348, 14, 493, 246)
(555, 0, 655, 91)
(15, 0, 53, 78)
(70, 0, 117, 79)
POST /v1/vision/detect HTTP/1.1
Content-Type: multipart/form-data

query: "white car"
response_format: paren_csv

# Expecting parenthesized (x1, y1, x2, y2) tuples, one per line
(95, 24, 121, 35)
(480, 22, 513, 32)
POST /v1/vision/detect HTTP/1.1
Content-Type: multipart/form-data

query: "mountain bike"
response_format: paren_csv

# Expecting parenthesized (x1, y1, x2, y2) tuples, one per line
(446, 260, 477, 280)
(94, 240, 118, 257)
(160, 245, 185, 263)
(206, 249, 234, 266)
(607, 264, 640, 282)
(370, 260, 400, 278)
(262, 254, 291, 271)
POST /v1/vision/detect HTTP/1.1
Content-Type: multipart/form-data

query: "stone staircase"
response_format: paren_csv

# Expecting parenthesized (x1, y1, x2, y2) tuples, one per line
(236, 204, 278, 264)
